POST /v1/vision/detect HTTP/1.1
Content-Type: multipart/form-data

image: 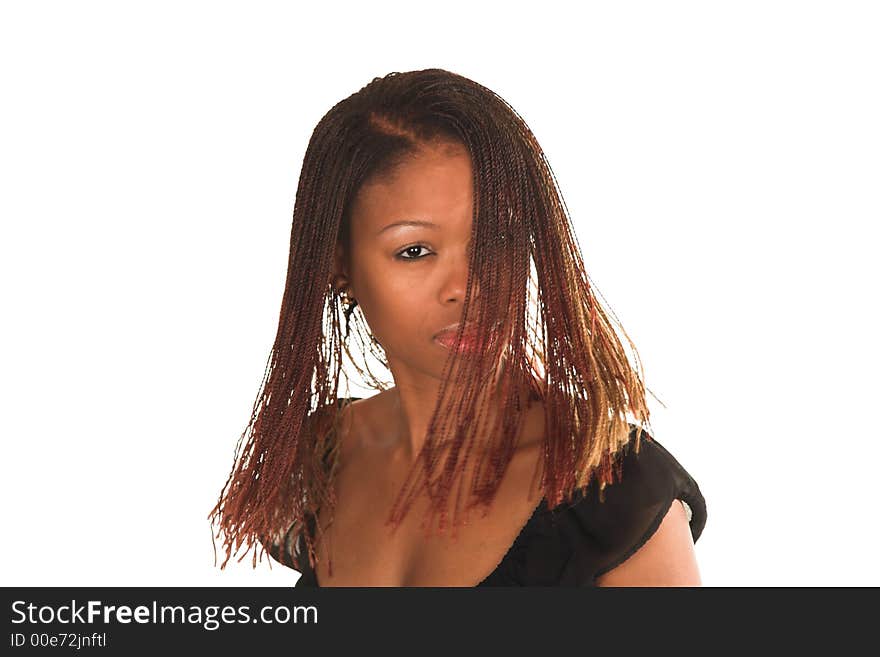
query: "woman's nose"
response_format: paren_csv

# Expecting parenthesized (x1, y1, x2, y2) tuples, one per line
(440, 259, 481, 306)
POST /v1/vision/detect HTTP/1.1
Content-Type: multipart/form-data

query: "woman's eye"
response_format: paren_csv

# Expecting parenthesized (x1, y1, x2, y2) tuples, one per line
(395, 245, 432, 260)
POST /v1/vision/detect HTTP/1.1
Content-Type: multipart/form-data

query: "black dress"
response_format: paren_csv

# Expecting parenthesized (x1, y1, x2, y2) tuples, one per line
(264, 397, 707, 587)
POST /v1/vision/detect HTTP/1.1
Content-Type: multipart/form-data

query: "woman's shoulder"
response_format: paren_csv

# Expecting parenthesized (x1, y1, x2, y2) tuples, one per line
(259, 396, 365, 570)
(550, 426, 707, 583)
(571, 427, 705, 526)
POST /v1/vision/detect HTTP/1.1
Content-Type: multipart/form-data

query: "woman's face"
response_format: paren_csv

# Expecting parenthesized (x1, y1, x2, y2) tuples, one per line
(335, 141, 484, 382)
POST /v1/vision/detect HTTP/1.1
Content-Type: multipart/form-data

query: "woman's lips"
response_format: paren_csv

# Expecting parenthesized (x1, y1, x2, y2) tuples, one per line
(433, 329, 492, 352)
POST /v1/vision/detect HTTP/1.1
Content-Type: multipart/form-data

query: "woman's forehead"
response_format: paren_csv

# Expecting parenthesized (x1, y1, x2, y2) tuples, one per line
(351, 148, 475, 238)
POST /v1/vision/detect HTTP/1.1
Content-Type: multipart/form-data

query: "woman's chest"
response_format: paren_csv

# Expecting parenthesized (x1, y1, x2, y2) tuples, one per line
(313, 443, 545, 587)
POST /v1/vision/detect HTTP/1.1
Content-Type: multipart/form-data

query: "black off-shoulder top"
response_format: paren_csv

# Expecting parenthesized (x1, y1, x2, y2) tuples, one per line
(263, 397, 707, 587)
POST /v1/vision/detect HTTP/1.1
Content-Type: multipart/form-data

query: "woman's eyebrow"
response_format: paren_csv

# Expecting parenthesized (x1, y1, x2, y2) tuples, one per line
(376, 219, 439, 236)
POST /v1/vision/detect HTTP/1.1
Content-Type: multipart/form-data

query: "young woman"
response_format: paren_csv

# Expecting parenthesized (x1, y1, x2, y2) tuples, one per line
(209, 68, 707, 587)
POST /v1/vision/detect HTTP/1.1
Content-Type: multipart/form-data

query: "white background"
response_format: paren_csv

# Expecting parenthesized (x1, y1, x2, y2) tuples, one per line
(2, 1, 877, 587)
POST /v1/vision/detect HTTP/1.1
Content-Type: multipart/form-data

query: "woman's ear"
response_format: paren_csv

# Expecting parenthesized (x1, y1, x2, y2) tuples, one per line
(331, 243, 353, 297)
